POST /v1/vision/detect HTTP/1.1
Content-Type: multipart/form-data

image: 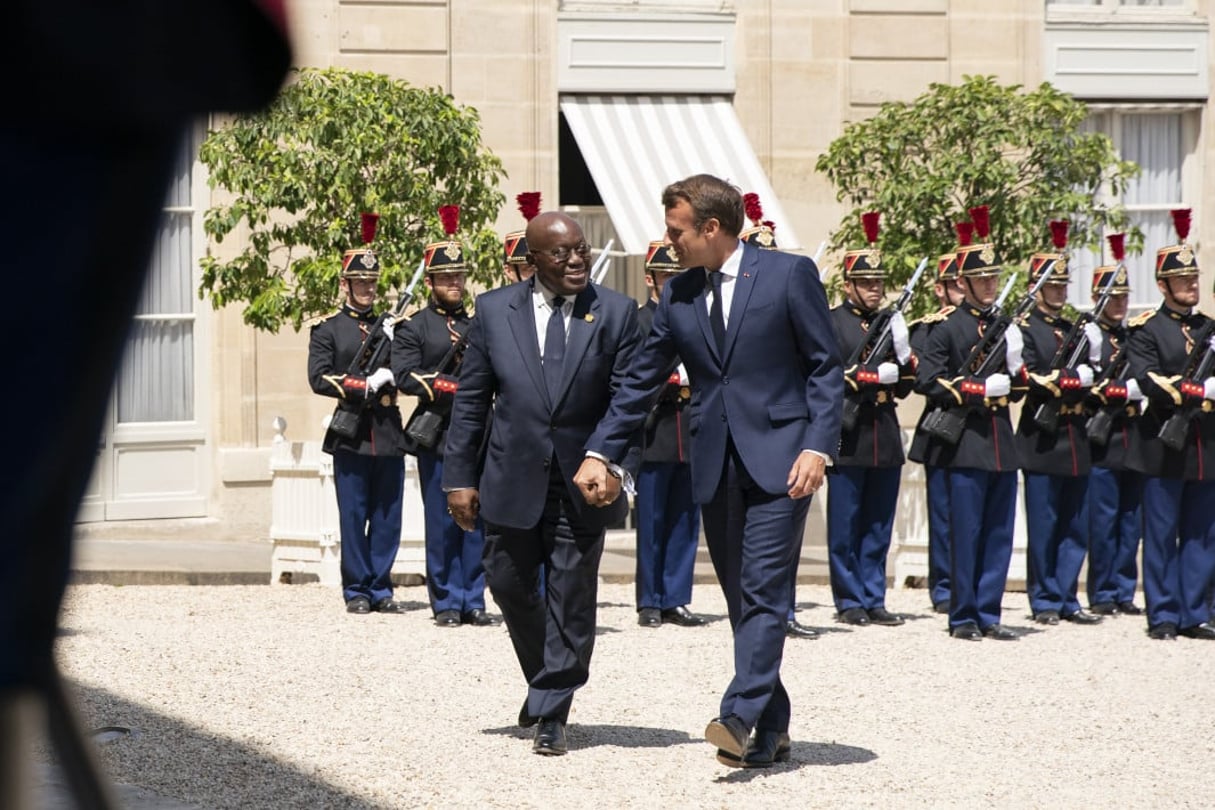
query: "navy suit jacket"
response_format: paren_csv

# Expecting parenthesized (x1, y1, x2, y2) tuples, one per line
(587, 243, 844, 503)
(442, 279, 642, 530)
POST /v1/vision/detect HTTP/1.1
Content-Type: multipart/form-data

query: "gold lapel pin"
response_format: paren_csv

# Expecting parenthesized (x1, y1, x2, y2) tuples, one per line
(584, 313, 595, 323)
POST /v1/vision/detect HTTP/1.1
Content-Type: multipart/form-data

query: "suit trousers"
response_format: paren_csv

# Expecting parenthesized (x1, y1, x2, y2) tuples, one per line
(332, 450, 404, 604)
(924, 464, 952, 608)
(1023, 472, 1090, 617)
(946, 468, 1016, 630)
(1140, 477, 1215, 630)
(417, 450, 486, 614)
(826, 465, 901, 612)
(482, 463, 605, 723)
(701, 441, 809, 734)
(1086, 467, 1142, 607)
(635, 461, 700, 610)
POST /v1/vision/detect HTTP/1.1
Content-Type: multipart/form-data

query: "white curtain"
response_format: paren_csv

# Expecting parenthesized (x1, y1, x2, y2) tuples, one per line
(1121, 113, 1183, 308)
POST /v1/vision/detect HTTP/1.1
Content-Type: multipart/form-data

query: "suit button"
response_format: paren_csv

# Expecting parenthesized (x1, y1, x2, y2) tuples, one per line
(721, 414, 727, 421)
(722, 376, 729, 385)
(543, 458, 550, 469)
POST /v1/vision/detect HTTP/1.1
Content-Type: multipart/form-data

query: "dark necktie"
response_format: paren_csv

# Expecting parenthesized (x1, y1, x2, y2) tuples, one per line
(708, 271, 726, 351)
(543, 296, 566, 401)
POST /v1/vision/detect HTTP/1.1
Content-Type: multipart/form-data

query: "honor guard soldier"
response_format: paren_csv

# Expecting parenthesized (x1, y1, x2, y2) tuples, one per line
(307, 213, 409, 615)
(827, 211, 915, 628)
(907, 224, 968, 613)
(1085, 234, 1144, 616)
(1016, 221, 1102, 627)
(503, 191, 541, 284)
(1124, 208, 1215, 640)
(634, 242, 705, 629)
(393, 206, 499, 628)
(915, 205, 1026, 641)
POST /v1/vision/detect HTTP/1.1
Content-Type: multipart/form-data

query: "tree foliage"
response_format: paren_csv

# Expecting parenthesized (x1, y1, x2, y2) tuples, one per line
(815, 76, 1140, 317)
(199, 67, 507, 332)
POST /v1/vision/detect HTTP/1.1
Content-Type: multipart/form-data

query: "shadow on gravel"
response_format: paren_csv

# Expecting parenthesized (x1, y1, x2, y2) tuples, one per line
(481, 724, 697, 750)
(713, 741, 877, 782)
(54, 681, 382, 809)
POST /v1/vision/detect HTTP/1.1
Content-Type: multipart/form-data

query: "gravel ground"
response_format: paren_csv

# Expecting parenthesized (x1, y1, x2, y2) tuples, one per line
(40, 582, 1215, 809)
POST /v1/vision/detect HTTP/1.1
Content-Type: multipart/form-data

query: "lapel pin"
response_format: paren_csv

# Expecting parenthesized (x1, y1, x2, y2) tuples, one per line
(584, 313, 595, 323)
(742, 272, 751, 278)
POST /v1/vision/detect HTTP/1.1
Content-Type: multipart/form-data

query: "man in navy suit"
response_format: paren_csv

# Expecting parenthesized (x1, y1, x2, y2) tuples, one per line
(443, 212, 641, 757)
(576, 174, 843, 768)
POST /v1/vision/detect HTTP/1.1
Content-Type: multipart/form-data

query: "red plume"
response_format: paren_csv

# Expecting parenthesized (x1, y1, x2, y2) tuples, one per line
(968, 206, 990, 239)
(762, 220, 776, 232)
(861, 211, 880, 245)
(438, 205, 460, 236)
(743, 192, 763, 225)
(516, 192, 541, 222)
(360, 212, 379, 245)
(1049, 219, 1069, 250)
(955, 221, 974, 247)
(1172, 208, 1192, 242)
(1107, 232, 1126, 262)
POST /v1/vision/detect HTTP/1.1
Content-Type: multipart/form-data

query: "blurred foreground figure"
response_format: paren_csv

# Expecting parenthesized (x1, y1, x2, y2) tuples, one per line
(0, 3, 289, 807)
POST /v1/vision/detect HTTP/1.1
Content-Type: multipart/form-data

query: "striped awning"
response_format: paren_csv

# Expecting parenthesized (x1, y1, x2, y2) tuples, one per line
(559, 94, 800, 256)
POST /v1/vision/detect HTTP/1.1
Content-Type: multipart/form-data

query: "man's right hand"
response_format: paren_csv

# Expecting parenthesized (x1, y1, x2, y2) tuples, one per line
(447, 489, 480, 532)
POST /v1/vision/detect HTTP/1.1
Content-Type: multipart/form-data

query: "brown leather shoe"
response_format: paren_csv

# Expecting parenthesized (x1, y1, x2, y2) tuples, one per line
(705, 715, 749, 759)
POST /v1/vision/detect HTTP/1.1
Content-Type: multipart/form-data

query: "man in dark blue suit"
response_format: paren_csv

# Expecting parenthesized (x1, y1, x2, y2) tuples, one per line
(576, 174, 843, 768)
(443, 212, 642, 756)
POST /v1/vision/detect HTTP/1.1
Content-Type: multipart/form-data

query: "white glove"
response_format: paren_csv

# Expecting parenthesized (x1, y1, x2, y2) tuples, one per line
(382, 317, 395, 342)
(1003, 327, 1024, 374)
(985, 373, 1011, 399)
(1076, 363, 1094, 388)
(366, 367, 395, 393)
(1125, 378, 1144, 402)
(1209, 334, 1215, 353)
(877, 362, 899, 385)
(889, 311, 911, 364)
(1204, 377, 1215, 401)
(677, 362, 689, 385)
(1083, 321, 1103, 365)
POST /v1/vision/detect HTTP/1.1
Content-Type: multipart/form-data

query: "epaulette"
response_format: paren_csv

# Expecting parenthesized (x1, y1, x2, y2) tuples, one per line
(1128, 309, 1156, 328)
(305, 309, 342, 330)
(1014, 312, 1030, 327)
(913, 307, 954, 326)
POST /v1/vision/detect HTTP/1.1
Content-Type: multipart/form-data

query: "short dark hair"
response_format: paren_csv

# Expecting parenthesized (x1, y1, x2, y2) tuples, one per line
(661, 174, 744, 237)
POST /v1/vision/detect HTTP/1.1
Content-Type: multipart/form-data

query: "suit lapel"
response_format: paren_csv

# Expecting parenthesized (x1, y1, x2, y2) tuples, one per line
(722, 245, 759, 364)
(690, 267, 722, 366)
(553, 286, 600, 409)
(506, 281, 551, 408)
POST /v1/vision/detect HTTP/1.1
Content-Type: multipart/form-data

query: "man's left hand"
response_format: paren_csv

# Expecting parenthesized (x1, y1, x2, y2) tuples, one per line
(786, 450, 826, 499)
(574, 457, 621, 507)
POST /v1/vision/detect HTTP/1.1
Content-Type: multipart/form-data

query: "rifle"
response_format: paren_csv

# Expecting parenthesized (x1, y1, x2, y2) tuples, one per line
(922, 266, 1053, 445)
(1085, 347, 1131, 446)
(1157, 320, 1215, 451)
(328, 257, 428, 440)
(591, 238, 616, 285)
(404, 331, 470, 450)
(839, 257, 929, 432)
(1031, 266, 1120, 433)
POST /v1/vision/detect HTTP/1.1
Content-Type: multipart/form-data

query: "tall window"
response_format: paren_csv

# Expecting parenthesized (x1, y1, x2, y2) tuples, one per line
(116, 132, 198, 423)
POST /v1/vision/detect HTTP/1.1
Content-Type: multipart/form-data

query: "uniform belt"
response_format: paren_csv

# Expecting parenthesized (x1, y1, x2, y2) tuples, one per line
(876, 390, 889, 404)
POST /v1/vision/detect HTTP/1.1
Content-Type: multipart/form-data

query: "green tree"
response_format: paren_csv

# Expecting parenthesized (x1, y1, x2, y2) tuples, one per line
(199, 67, 507, 332)
(815, 75, 1140, 316)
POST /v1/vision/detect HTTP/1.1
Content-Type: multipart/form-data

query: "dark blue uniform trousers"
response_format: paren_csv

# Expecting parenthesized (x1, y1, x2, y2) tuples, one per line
(1086, 467, 1142, 607)
(1023, 472, 1090, 616)
(635, 461, 700, 610)
(925, 464, 952, 608)
(702, 444, 809, 734)
(946, 468, 1016, 630)
(416, 450, 486, 614)
(826, 465, 901, 612)
(332, 450, 404, 604)
(1140, 477, 1215, 630)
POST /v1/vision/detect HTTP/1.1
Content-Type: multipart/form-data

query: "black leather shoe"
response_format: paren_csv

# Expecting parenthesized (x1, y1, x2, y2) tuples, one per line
(950, 622, 982, 641)
(704, 715, 749, 759)
(1062, 609, 1103, 625)
(1033, 610, 1060, 626)
(1089, 602, 1119, 616)
(1118, 601, 1143, 616)
(637, 608, 662, 628)
(532, 718, 567, 756)
(742, 730, 792, 768)
(1148, 622, 1177, 640)
(1179, 622, 1215, 640)
(838, 607, 870, 626)
(462, 608, 500, 626)
(346, 596, 371, 615)
(661, 606, 707, 627)
(517, 700, 537, 729)
(867, 607, 905, 627)
(785, 620, 818, 639)
(434, 609, 461, 627)
(932, 601, 950, 615)
(371, 598, 407, 614)
(982, 624, 1019, 641)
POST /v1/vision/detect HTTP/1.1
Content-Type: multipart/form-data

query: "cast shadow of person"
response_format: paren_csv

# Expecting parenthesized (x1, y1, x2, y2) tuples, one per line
(714, 740, 878, 783)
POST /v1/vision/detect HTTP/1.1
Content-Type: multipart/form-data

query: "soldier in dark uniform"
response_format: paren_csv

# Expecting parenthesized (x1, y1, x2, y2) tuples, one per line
(1085, 234, 1145, 616)
(634, 241, 705, 629)
(503, 191, 541, 284)
(915, 205, 1026, 641)
(827, 212, 916, 628)
(1123, 208, 1215, 640)
(307, 216, 409, 615)
(1015, 222, 1103, 627)
(907, 230, 968, 614)
(394, 208, 499, 628)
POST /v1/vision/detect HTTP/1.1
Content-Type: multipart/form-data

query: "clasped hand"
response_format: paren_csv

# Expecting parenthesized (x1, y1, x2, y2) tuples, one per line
(573, 457, 621, 507)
